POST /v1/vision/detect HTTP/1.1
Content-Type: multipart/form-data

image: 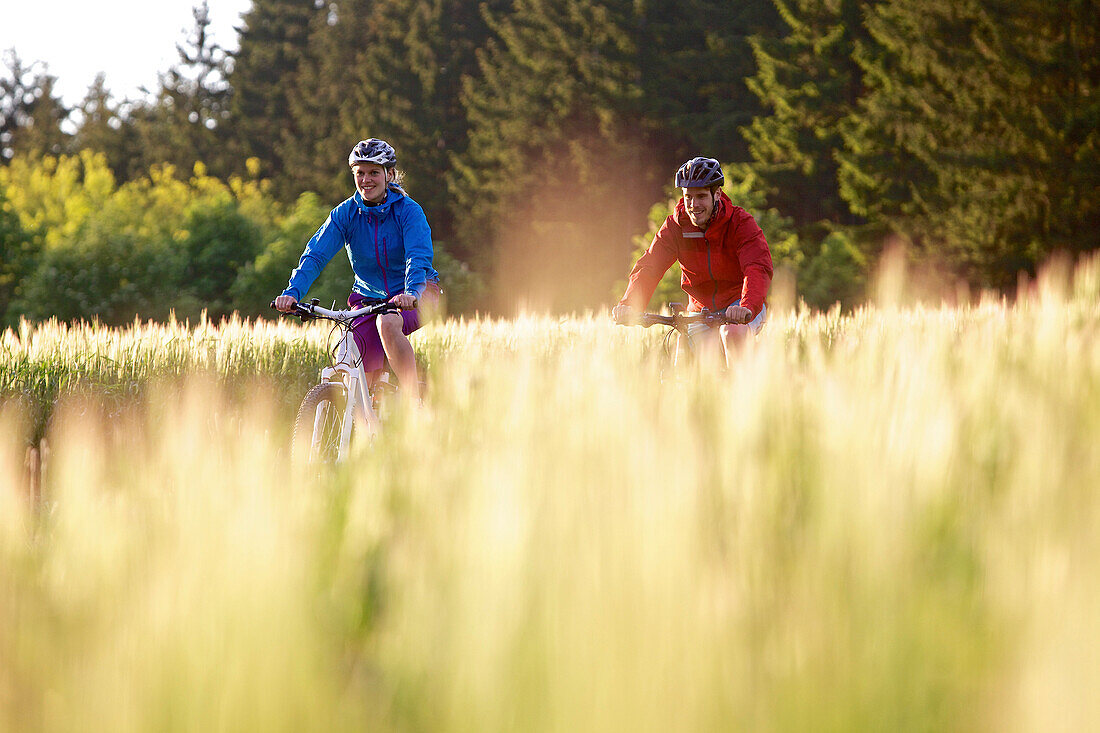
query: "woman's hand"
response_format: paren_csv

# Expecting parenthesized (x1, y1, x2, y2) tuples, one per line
(390, 293, 418, 310)
(274, 295, 298, 312)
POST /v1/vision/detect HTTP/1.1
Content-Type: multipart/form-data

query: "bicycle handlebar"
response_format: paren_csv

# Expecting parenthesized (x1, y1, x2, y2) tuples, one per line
(269, 298, 401, 323)
(614, 309, 735, 329)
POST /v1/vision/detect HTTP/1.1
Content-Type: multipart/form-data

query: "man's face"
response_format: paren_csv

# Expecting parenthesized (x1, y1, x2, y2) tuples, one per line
(682, 187, 716, 228)
(353, 163, 390, 202)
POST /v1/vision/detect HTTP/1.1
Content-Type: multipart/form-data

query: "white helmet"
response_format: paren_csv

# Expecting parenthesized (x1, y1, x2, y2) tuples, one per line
(348, 138, 397, 168)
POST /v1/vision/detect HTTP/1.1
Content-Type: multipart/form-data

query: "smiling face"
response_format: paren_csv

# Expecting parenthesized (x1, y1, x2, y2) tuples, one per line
(352, 163, 392, 203)
(682, 187, 717, 228)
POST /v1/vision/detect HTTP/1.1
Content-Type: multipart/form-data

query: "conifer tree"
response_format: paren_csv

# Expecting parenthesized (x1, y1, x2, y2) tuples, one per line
(279, 0, 371, 204)
(837, 0, 1100, 286)
(637, 0, 782, 164)
(16, 75, 71, 158)
(72, 75, 144, 182)
(741, 0, 877, 231)
(341, 0, 508, 242)
(451, 0, 664, 309)
(227, 0, 322, 192)
(0, 51, 71, 161)
(133, 2, 234, 178)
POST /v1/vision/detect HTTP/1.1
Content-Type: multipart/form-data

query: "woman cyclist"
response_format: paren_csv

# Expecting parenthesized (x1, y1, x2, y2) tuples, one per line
(274, 138, 441, 402)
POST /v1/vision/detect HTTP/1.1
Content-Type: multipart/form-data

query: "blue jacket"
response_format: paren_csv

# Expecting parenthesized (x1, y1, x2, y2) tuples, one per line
(282, 184, 439, 301)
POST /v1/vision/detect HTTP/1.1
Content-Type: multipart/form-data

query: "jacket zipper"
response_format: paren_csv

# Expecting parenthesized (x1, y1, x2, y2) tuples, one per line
(696, 199, 721, 311)
(704, 235, 718, 310)
(372, 214, 391, 295)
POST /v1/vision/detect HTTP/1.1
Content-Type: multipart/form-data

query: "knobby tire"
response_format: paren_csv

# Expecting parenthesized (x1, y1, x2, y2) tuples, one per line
(293, 382, 347, 465)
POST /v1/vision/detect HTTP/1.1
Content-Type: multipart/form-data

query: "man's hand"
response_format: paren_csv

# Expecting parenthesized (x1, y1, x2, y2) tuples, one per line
(274, 295, 298, 312)
(724, 305, 753, 324)
(390, 292, 418, 310)
(611, 304, 636, 325)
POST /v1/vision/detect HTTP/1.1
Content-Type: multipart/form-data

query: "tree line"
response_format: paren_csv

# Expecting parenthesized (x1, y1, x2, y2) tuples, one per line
(1, 0, 1097, 325)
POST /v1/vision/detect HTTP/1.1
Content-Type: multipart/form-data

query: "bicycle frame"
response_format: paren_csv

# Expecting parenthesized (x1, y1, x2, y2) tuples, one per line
(622, 308, 735, 363)
(275, 299, 397, 463)
(319, 326, 381, 460)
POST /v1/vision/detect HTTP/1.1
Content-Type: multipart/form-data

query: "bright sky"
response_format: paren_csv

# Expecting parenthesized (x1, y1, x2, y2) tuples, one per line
(2, 0, 254, 107)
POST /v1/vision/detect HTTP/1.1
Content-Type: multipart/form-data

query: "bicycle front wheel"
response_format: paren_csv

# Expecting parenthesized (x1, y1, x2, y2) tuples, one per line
(293, 382, 348, 465)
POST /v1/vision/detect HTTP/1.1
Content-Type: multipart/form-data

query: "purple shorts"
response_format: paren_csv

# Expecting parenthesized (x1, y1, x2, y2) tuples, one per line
(347, 282, 441, 372)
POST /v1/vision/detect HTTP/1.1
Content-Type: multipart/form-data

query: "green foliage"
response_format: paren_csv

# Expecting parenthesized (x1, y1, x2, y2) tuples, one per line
(0, 150, 116, 249)
(456, 0, 648, 204)
(3, 155, 196, 324)
(2, 154, 342, 324)
(132, 3, 235, 183)
(430, 244, 486, 316)
(178, 201, 262, 320)
(230, 192, 355, 318)
(837, 0, 1100, 287)
(4, 0, 1099, 314)
(0, 186, 38, 325)
(637, 0, 782, 163)
(740, 0, 1098, 295)
(798, 231, 867, 309)
(1, 50, 71, 163)
(741, 0, 873, 229)
(727, 171, 801, 273)
(71, 74, 144, 183)
(452, 0, 672, 310)
(226, 0, 323, 195)
(278, 0, 372, 205)
(13, 229, 182, 324)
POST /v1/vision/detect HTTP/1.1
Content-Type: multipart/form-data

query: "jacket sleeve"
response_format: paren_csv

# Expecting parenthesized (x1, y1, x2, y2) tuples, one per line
(619, 217, 679, 310)
(399, 200, 434, 299)
(733, 214, 773, 317)
(283, 207, 347, 300)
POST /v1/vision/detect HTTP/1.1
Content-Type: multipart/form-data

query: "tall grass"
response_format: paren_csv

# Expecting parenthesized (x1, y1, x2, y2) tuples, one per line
(0, 312, 335, 439)
(2, 256, 1099, 732)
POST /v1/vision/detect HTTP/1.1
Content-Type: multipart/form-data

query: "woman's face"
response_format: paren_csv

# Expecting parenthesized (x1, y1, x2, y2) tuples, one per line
(353, 163, 391, 203)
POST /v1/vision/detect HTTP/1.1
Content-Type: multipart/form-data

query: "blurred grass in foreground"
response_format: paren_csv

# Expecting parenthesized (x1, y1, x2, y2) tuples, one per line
(2, 254, 1099, 732)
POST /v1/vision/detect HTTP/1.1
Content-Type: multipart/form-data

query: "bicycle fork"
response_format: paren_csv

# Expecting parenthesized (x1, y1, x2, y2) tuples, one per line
(313, 366, 381, 463)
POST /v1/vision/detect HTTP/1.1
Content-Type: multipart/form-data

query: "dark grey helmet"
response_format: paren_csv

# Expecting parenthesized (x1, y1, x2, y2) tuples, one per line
(675, 157, 724, 188)
(348, 138, 397, 168)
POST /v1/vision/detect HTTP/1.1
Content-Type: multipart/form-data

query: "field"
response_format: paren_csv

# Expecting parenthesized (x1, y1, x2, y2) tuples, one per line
(2, 257, 1099, 732)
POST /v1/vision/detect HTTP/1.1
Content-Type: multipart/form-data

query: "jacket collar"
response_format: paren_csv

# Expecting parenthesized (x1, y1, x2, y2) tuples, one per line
(353, 183, 406, 215)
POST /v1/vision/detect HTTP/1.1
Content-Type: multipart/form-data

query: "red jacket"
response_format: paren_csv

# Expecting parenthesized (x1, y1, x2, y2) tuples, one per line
(620, 192, 773, 317)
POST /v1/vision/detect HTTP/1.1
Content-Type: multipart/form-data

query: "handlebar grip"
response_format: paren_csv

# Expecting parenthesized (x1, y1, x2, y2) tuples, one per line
(270, 298, 314, 321)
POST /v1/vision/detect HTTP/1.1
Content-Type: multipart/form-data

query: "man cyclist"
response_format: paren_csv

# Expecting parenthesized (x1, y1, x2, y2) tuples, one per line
(612, 157, 773, 366)
(274, 138, 441, 403)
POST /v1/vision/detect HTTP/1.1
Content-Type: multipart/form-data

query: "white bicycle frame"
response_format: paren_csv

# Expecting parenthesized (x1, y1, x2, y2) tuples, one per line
(306, 304, 386, 462)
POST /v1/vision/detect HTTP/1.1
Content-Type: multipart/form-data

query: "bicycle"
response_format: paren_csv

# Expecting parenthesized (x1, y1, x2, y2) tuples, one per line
(613, 303, 737, 364)
(271, 297, 406, 464)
